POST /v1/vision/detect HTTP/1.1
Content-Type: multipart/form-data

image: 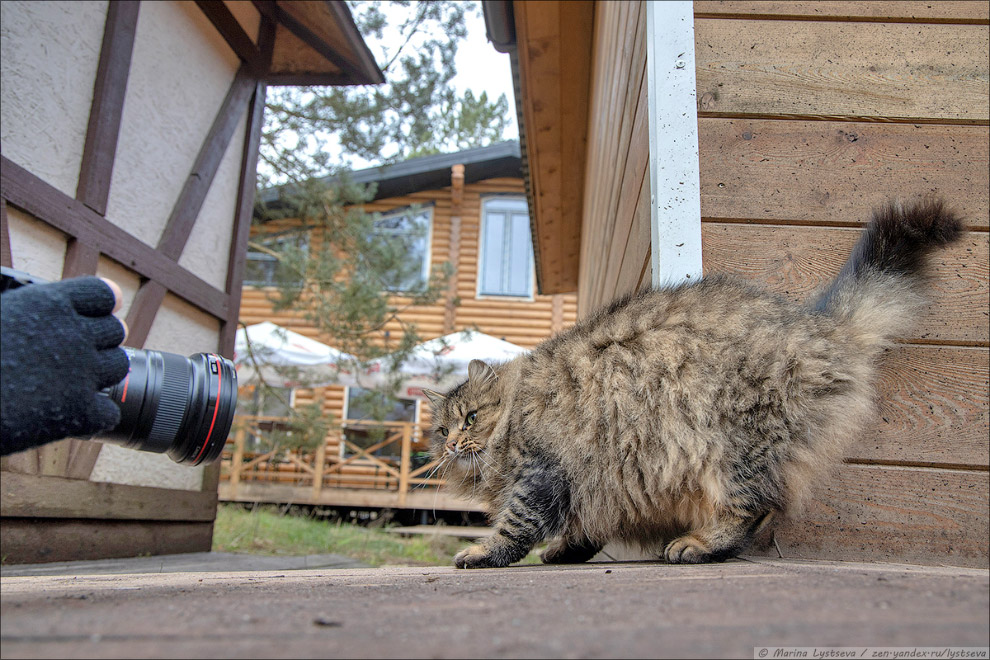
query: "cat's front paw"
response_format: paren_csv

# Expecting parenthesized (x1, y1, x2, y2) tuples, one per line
(664, 535, 713, 564)
(453, 544, 501, 569)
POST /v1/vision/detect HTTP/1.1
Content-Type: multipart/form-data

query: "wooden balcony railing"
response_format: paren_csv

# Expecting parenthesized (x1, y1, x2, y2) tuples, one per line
(219, 415, 464, 509)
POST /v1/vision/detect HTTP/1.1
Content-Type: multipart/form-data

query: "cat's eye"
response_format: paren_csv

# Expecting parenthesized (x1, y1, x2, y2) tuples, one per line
(465, 411, 477, 427)
(439, 427, 449, 437)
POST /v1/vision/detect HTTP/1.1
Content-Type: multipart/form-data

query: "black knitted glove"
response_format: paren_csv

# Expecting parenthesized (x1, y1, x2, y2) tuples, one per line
(1, 277, 129, 455)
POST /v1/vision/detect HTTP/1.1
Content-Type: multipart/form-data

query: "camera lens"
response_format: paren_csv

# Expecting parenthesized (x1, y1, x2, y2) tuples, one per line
(98, 348, 238, 465)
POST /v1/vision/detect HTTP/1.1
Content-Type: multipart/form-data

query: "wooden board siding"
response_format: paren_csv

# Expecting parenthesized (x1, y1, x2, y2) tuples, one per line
(579, 0, 651, 317)
(701, 224, 989, 346)
(762, 465, 989, 569)
(699, 120, 989, 230)
(689, 1, 990, 567)
(694, 19, 988, 121)
(240, 179, 577, 351)
(512, 1, 595, 294)
(576, 1, 988, 566)
(694, 1, 990, 22)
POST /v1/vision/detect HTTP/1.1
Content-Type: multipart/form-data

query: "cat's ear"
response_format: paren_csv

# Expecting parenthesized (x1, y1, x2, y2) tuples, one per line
(468, 359, 498, 389)
(421, 389, 446, 407)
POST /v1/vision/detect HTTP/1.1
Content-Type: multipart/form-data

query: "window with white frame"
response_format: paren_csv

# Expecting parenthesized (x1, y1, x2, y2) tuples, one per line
(371, 205, 433, 292)
(243, 233, 309, 287)
(478, 196, 534, 297)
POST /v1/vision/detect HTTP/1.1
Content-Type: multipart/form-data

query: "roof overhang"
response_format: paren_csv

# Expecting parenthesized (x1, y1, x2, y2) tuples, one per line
(253, 0, 384, 85)
(257, 141, 522, 212)
(483, 1, 594, 294)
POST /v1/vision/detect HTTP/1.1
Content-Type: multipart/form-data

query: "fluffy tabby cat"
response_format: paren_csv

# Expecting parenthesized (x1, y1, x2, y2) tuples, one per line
(423, 199, 961, 568)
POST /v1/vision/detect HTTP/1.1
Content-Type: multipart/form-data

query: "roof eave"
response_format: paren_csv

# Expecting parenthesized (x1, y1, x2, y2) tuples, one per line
(256, 0, 385, 87)
(483, 0, 594, 296)
(257, 141, 523, 211)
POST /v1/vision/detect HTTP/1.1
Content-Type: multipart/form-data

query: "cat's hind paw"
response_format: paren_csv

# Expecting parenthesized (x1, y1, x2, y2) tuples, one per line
(664, 535, 713, 564)
(541, 537, 603, 564)
(454, 544, 498, 569)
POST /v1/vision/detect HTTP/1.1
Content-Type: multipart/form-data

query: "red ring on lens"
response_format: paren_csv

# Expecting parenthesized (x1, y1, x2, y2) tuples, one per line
(192, 354, 222, 464)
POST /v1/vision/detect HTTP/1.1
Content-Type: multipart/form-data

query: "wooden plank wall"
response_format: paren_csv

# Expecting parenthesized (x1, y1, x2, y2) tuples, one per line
(693, 0, 989, 567)
(238, 176, 578, 464)
(580, 1, 988, 566)
(579, 1, 652, 316)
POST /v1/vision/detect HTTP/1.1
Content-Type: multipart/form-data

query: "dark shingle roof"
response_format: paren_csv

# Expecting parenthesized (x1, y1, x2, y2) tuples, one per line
(257, 141, 521, 209)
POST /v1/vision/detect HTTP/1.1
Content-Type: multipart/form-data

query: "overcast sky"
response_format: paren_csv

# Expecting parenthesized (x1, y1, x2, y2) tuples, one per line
(452, 7, 518, 141)
(260, 5, 520, 180)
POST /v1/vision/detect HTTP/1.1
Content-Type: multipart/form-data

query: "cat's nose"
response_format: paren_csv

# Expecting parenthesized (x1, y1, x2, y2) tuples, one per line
(445, 439, 457, 453)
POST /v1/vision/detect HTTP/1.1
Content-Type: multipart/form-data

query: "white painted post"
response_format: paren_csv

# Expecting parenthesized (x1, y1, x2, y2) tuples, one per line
(646, 0, 703, 287)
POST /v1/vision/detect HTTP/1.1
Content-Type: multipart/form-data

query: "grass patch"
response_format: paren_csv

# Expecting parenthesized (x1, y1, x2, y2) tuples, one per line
(212, 504, 543, 567)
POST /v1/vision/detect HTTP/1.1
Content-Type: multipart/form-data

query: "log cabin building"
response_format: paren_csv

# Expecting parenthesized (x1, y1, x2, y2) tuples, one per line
(220, 141, 579, 513)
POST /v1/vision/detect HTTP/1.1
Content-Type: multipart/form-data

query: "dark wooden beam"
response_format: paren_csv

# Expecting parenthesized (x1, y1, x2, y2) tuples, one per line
(157, 64, 255, 260)
(206, 18, 274, 494)
(123, 281, 166, 349)
(220, 79, 269, 357)
(0, 156, 229, 320)
(325, 0, 385, 84)
(76, 0, 139, 216)
(257, 8, 276, 72)
(65, 437, 103, 481)
(195, 1, 261, 71)
(1, 198, 11, 267)
(61, 239, 100, 278)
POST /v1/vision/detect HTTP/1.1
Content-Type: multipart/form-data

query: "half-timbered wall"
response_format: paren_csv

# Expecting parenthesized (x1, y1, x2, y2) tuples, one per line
(580, 0, 988, 567)
(0, 2, 261, 563)
(1, 0, 379, 562)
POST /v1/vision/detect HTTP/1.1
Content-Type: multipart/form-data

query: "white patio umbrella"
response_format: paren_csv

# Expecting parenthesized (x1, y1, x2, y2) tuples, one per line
(233, 321, 357, 388)
(357, 330, 529, 400)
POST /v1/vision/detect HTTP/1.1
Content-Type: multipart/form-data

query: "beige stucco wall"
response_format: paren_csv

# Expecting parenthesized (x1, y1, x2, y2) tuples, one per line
(0, 0, 108, 197)
(1, 1, 248, 491)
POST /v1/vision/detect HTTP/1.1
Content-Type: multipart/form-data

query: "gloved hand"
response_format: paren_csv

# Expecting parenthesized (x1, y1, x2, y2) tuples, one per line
(1, 276, 129, 455)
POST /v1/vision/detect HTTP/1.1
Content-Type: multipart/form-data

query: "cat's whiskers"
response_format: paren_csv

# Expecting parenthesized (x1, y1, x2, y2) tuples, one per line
(469, 454, 480, 499)
(414, 456, 446, 491)
(432, 455, 455, 520)
(474, 450, 506, 480)
(424, 454, 448, 481)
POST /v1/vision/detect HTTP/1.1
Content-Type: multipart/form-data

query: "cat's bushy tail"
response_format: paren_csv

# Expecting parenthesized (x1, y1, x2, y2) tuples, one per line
(810, 198, 962, 351)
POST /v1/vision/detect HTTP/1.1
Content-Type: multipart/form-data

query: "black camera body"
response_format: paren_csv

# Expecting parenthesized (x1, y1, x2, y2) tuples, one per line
(1, 266, 237, 465)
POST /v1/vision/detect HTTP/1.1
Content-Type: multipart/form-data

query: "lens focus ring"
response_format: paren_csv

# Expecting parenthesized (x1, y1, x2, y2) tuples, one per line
(145, 353, 190, 451)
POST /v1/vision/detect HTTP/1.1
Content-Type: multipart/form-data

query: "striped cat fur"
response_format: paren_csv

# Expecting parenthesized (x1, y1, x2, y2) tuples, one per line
(423, 198, 962, 568)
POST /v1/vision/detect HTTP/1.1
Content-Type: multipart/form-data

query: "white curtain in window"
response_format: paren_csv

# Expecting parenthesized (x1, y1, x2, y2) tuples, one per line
(480, 197, 532, 297)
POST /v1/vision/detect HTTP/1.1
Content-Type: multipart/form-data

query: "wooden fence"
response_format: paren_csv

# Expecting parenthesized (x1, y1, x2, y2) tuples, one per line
(218, 416, 483, 512)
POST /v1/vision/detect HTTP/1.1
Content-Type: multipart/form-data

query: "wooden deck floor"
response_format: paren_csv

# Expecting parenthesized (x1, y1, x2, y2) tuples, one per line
(1, 556, 986, 658)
